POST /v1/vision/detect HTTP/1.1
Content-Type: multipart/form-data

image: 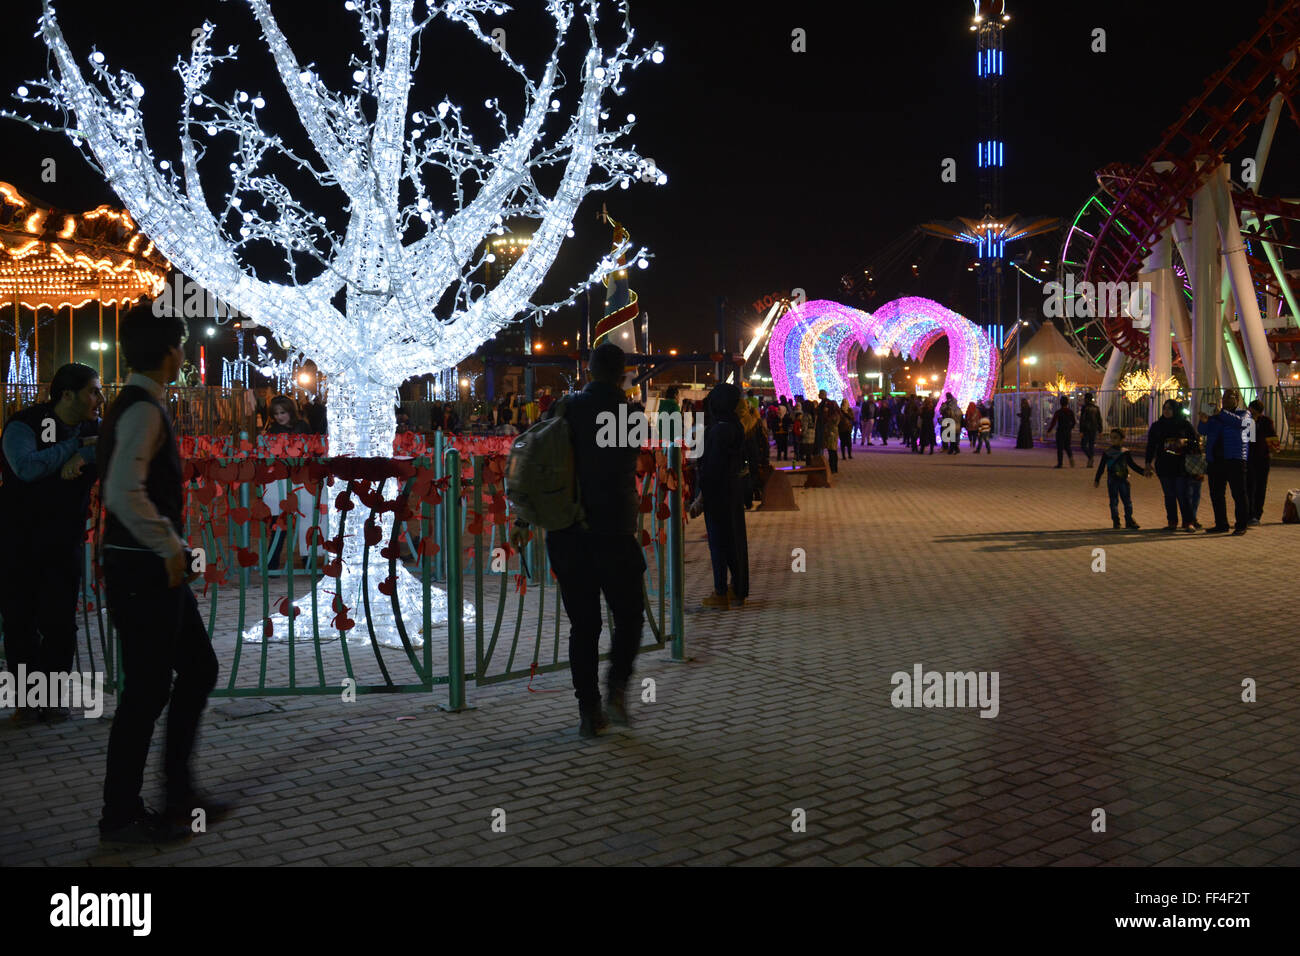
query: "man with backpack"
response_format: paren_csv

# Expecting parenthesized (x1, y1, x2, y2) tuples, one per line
(1045, 395, 1077, 468)
(507, 343, 644, 737)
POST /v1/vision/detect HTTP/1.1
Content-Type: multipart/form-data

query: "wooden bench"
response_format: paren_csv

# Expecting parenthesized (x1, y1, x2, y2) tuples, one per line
(758, 468, 798, 511)
(773, 462, 831, 489)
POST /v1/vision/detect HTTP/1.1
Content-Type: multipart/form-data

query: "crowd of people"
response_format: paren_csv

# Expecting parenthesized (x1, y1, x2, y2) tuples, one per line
(1030, 389, 1277, 534)
(756, 389, 997, 465)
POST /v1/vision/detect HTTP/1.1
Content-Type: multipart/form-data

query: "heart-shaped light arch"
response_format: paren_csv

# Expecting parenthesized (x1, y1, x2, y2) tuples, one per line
(768, 297, 997, 410)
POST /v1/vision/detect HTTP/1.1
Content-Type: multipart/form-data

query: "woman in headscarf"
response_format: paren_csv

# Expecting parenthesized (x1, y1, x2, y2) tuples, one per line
(690, 383, 749, 609)
(1016, 397, 1034, 448)
(919, 396, 937, 453)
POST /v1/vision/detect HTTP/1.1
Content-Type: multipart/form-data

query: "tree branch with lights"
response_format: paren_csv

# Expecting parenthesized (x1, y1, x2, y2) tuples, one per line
(6, 0, 664, 644)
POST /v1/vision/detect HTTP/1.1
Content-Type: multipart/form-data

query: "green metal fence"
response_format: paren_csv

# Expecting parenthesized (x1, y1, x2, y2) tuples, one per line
(3, 440, 688, 709)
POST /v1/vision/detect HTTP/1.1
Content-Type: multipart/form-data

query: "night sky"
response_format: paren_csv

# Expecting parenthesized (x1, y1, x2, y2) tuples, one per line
(2, 0, 1293, 366)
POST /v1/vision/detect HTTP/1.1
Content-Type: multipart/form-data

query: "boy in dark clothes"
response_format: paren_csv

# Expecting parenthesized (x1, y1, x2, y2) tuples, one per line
(1094, 428, 1150, 529)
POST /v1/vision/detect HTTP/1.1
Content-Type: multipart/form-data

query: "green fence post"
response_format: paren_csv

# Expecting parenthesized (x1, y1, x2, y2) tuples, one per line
(441, 447, 467, 711)
(668, 444, 686, 661)
(433, 430, 446, 583)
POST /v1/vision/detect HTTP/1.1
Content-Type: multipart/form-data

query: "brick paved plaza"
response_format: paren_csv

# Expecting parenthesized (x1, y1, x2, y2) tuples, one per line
(3, 436, 1298, 867)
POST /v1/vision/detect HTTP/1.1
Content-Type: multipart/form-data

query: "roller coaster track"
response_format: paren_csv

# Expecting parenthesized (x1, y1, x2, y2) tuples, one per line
(1083, 1, 1300, 361)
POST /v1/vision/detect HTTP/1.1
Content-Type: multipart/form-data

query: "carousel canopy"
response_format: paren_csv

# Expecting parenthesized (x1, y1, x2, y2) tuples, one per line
(0, 180, 168, 312)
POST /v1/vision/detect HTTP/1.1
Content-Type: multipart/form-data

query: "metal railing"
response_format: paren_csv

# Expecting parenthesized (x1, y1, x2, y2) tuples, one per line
(992, 385, 1300, 449)
(1, 383, 259, 437)
(2, 438, 689, 707)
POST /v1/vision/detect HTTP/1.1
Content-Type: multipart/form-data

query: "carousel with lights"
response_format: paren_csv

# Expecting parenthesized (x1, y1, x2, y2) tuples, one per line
(0, 180, 168, 386)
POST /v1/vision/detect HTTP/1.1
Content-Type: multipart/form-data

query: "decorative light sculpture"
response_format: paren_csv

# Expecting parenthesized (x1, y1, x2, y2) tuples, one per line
(768, 297, 996, 408)
(8, 0, 663, 645)
(1118, 368, 1180, 403)
(6, 337, 36, 386)
(1043, 373, 1078, 397)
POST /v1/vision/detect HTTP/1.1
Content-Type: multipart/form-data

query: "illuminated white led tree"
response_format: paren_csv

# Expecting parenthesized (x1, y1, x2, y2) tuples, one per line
(8, 0, 663, 645)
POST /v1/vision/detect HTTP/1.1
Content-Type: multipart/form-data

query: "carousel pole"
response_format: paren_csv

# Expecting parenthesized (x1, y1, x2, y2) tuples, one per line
(10, 293, 18, 386)
(115, 302, 121, 383)
(69, 303, 74, 363)
(97, 290, 105, 381)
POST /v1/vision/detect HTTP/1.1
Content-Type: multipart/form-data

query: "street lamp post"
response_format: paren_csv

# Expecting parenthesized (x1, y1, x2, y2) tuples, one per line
(1011, 254, 1032, 394)
(1016, 265, 1021, 394)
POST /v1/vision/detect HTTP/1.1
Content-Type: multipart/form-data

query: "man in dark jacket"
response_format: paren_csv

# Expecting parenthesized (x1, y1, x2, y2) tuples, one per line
(1246, 399, 1278, 524)
(1045, 396, 1076, 468)
(517, 343, 643, 737)
(98, 306, 222, 846)
(1197, 388, 1251, 534)
(0, 363, 102, 724)
(1079, 393, 1103, 467)
(692, 382, 748, 610)
(1144, 398, 1198, 531)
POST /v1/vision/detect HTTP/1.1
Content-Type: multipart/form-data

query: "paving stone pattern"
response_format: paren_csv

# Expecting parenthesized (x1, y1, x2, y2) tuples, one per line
(2, 436, 1298, 866)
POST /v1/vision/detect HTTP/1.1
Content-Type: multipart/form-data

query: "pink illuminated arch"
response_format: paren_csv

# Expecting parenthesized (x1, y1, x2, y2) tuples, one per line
(768, 297, 997, 409)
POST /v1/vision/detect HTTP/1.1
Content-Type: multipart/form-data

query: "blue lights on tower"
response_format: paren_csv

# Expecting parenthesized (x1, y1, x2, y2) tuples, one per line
(976, 49, 1004, 76)
(977, 140, 1004, 168)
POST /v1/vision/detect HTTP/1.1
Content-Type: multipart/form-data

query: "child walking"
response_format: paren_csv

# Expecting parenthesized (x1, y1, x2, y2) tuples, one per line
(1094, 429, 1150, 529)
(974, 407, 992, 454)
